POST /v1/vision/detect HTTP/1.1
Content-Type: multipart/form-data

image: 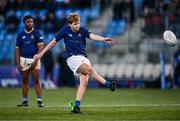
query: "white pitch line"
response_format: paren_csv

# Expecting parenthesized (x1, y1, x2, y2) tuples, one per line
(0, 104, 180, 108)
(44, 104, 180, 108)
(82, 104, 180, 107)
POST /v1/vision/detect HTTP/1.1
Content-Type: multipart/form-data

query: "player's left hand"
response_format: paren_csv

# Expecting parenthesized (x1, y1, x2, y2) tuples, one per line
(104, 38, 114, 44)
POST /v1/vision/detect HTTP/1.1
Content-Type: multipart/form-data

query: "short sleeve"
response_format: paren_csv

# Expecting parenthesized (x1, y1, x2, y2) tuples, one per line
(36, 31, 44, 44)
(55, 27, 65, 42)
(83, 28, 91, 38)
(16, 34, 21, 48)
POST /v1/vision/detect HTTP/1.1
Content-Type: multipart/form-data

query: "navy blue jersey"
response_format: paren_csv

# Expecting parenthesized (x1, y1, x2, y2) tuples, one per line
(55, 26, 91, 58)
(16, 29, 43, 58)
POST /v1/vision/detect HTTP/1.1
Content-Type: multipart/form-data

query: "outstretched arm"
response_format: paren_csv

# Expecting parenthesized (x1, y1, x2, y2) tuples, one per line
(34, 39, 57, 60)
(89, 33, 114, 44)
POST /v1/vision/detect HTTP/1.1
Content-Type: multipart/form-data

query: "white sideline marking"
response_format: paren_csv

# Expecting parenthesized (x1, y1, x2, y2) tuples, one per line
(83, 104, 180, 107)
(46, 104, 180, 108)
(0, 104, 180, 108)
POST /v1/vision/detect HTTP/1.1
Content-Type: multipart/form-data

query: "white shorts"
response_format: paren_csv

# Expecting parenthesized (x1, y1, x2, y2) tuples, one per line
(66, 55, 91, 75)
(20, 57, 41, 71)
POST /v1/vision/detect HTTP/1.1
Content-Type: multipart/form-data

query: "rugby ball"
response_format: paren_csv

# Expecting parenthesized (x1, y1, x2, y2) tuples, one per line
(163, 30, 177, 46)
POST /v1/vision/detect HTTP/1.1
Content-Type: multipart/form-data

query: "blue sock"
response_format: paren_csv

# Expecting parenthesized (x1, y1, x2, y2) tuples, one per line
(104, 81, 110, 87)
(74, 100, 80, 107)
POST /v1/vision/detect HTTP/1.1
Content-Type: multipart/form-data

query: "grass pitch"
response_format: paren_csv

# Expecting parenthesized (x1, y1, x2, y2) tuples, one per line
(0, 88, 180, 120)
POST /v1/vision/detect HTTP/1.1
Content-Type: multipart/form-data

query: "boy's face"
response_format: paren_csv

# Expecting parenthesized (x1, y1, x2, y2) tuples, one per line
(70, 20, 80, 32)
(25, 18, 34, 30)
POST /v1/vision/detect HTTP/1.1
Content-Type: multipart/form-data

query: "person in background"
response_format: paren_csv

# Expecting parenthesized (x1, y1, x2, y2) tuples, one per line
(16, 15, 44, 107)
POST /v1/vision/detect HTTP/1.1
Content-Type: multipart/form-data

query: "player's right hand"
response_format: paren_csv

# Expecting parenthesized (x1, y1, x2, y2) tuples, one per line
(33, 54, 41, 60)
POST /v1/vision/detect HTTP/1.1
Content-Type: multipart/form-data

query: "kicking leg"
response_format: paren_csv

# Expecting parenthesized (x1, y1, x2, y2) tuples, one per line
(77, 63, 105, 84)
(78, 63, 116, 91)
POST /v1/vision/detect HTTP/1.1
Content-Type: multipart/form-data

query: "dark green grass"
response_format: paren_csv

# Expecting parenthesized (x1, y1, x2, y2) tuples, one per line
(0, 88, 180, 120)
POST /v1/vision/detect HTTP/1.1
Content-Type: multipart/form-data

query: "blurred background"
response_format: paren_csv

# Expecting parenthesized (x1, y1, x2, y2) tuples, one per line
(0, 0, 180, 89)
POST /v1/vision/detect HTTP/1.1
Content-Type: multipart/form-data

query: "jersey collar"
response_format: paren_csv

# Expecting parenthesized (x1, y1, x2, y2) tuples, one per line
(24, 28, 34, 33)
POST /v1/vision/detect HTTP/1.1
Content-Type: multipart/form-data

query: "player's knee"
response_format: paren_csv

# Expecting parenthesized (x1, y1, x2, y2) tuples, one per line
(79, 64, 93, 75)
(34, 79, 40, 85)
(87, 67, 94, 76)
(83, 67, 93, 75)
(22, 80, 28, 85)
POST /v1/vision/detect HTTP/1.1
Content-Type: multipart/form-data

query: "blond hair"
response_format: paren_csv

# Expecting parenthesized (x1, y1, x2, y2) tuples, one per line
(67, 13, 80, 24)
